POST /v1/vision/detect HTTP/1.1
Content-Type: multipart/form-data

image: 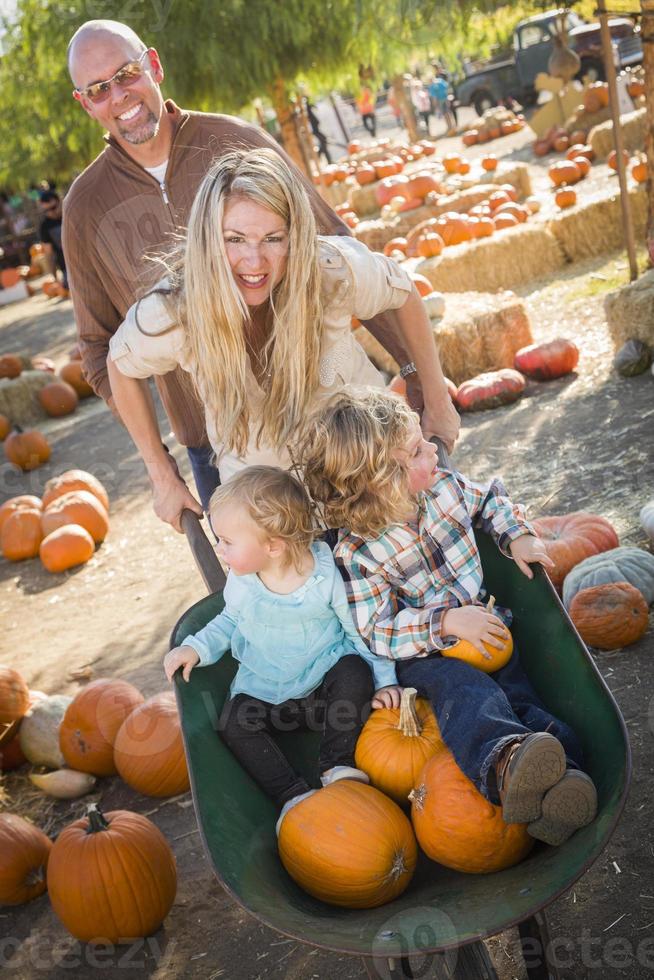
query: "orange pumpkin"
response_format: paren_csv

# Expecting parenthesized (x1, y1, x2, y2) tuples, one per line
(60, 678, 145, 776)
(417, 232, 444, 258)
(443, 153, 462, 174)
(354, 163, 376, 186)
(442, 598, 513, 673)
(113, 693, 189, 797)
(355, 688, 444, 804)
(0, 415, 9, 441)
(481, 155, 498, 172)
(0, 733, 27, 771)
(410, 273, 434, 298)
(47, 804, 176, 942)
(570, 155, 591, 178)
(473, 216, 495, 239)
(0, 354, 23, 380)
(0, 495, 43, 533)
(555, 187, 577, 209)
(4, 428, 51, 471)
(410, 750, 533, 873)
(278, 781, 417, 908)
(1, 507, 43, 561)
(38, 380, 79, 417)
(40, 524, 96, 573)
(568, 143, 594, 162)
(375, 175, 409, 207)
(42, 489, 109, 543)
(608, 149, 629, 171)
(529, 512, 619, 590)
(59, 361, 95, 398)
(632, 157, 648, 184)
(0, 667, 30, 725)
(627, 78, 645, 99)
(569, 130, 587, 146)
(494, 202, 528, 223)
(493, 212, 519, 231)
(549, 160, 581, 186)
(435, 214, 471, 247)
(42, 469, 110, 512)
(553, 134, 570, 153)
(456, 368, 525, 412)
(462, 129, 478, 147)
(406, 173, 441, 199)
(0, 814, 52, 905)
(569, 582, 649, 650)
(488, 190, 511, 211)
(514, 337, 579, 380)
(383, 237, 408, 257)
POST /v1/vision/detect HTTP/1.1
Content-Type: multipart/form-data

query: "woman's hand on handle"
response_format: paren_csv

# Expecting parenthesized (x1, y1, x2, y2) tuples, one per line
(150, 463, 203, 533)
(419, 395, 460, 453)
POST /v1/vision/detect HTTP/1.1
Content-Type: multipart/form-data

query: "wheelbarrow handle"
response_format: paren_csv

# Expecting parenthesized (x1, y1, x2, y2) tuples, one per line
(180, 509, 226, 595)
(430, 435, 451, 470)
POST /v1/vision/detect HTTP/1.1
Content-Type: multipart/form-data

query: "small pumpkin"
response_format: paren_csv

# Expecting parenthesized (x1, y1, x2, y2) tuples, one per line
(409, 750, 533, 874)
(555, 187, 577, 209)
(613, 339, 652, 377)
(0, 354, 23, 380)
(406, 173, 441, 199)
(0, 494, 43, 533)
(113, 693, 189, 797)
(0, 666, 30, 725)
(382, 237, 408, 257)
(569, 582, 649, 649)
(494, 212, 519, 231)
(514, 338, 579, 380)
(60, 678, 145, 776)
(42, 468, 110, 512)
(278, 781, 417, 908)
(549, 160, 581, 186)
(481, 154, 498, 172)
(0, 814, 52, 905)
(417, 232, 444, 258)
(443, 153, 462, 174)
(29, 769, 97, 799)
(569, 155, 591, 178)
(0, 414, 10, 441)
(562, 547, 654, 609)
(1, 507, 43, 561)
(640, 500, 654, 547)
(456, 369, 525, 412)
(409, 272, 434, 298)
(0, 733, 27, 771)
(42, 489, 109, 544)
(38, 380, 79, 418)
(3, 427, 51, 471)
(47, 804, 177, 943)
(531, 512, 620, 591)
(608, 149, 629, 171)
(355, 688, 444, 804)
(19, 694, 72, 769)
(59, 361, 95, 398)
(442, 597, 513, 672)
(631, 157, 648, 184)
(40, 524, 96, 573)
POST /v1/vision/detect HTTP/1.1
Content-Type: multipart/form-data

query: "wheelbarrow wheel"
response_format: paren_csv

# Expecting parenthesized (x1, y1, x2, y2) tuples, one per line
(364, 939, 498, 979)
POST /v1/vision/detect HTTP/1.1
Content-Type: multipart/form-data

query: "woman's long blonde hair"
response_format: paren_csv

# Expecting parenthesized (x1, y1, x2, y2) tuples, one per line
(162, 148, 322, 458)
(300, 389, 419, 538)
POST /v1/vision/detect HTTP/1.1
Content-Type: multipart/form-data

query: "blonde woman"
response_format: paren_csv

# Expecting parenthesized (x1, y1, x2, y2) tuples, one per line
(107, 147, 458, 530)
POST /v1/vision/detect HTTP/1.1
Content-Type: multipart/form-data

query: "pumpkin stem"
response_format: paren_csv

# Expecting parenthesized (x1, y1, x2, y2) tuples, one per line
(86, 803, 110, 834)
(388, 849, 410, 882)
(397, 687, 421, 737)
(25, 865, 46, 886)
(408, 785, 425, 810)
(486, 595, 496, 613)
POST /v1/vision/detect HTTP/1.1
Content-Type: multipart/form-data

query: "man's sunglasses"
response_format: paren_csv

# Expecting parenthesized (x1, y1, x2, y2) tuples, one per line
(74, 49, 152, 104)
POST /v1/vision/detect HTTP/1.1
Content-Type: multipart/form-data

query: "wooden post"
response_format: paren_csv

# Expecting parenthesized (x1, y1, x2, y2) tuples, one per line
(597, 0, 639, 280)
(641, 0, 654, 265)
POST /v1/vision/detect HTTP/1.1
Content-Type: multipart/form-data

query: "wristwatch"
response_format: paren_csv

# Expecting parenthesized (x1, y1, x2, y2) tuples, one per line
(399, 361, 417, 379)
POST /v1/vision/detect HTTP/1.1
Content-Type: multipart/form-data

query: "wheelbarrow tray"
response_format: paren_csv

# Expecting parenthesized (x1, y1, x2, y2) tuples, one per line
(171, 531, 630, 958)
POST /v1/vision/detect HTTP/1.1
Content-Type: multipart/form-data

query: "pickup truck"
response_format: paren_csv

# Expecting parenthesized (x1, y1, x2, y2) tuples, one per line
(456, 9, 642, 116)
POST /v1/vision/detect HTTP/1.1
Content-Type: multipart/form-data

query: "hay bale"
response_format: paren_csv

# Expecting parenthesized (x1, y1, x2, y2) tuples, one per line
(564, 105, 612, 136)
(353, 291, 533, 384)
(353, 219, 395, 253)
(589, 107, 645, 160)
(350, 183, 383, 217)
(417, 225, 566, 293)
(605, 269, 654, 349)
(547, 185, 646, 263)
(0, 370, 52, 426)
(489, 162, 532, 199)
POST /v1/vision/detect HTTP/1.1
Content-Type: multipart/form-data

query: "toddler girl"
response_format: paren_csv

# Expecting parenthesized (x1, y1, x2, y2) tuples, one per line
(301, 389, 598, 846)
(164, 465, 397, 832)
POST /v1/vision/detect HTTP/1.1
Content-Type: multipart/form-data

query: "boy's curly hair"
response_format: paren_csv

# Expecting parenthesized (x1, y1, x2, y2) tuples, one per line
(299, 388, 419, 538)
(209, 466, 316, 571)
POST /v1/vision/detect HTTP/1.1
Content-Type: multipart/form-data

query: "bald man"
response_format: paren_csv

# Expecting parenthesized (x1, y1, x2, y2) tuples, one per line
(63, 20, 459, 515)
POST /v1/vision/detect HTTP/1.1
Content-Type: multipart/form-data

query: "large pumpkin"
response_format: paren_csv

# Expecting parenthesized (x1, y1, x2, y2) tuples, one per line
(40, 524, 96, 573)
(3, 428, 51, 471)
(60, 678, 144, 776)
(514, 338, 579, 380)
(530, 512, 620, 590)
(1, 507, 43, 561)
(355, 688, 444, 804)
(0, 814, 52, 905)
(38, 381, 79, 418)
(114, 693, 189, 797)
(456, 369, 525, 412)
(0, 666, 30, 725)
(0, 354, 23, 379)
(47, 804, 177, 942)
(562, 547, 654, 609)
(278, 781, 417, 908)
(42, 469, 109, 512)
(569, 582, 649, 650)
(59, 361, 95, 398)
(0, 494, 43, 533)
(42, 490, 109, 543)
(410, 750, 533, 874)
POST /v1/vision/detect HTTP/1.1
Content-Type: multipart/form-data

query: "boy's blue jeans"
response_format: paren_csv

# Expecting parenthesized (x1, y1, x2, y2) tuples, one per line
(186, 445, 221, 512)
(396, 648, 583, 805)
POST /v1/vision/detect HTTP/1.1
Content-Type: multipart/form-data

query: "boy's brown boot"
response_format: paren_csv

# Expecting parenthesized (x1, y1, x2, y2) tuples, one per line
(496, 732, 566, 824)
(527, 770, 598, 846)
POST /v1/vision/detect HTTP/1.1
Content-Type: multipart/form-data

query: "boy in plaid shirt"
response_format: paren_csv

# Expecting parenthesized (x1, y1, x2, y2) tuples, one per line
(301, 389, 597, 846)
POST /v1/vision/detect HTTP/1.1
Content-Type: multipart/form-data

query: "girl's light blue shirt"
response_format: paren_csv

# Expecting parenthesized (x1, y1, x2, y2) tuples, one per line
(181, 541, 397, 704)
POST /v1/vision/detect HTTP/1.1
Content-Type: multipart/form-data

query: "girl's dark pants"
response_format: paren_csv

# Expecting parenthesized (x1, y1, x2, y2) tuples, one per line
(218, 655, 373, 806)
(396, 647, 583, 805)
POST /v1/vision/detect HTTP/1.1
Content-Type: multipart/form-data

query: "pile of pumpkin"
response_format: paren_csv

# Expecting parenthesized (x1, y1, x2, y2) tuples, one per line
(462, 105, 526, 146)
(319, 136, 437, 188)
(0, 348, 95, 428)
(0, 668, 186, 941)
(0, 469, 109, 573)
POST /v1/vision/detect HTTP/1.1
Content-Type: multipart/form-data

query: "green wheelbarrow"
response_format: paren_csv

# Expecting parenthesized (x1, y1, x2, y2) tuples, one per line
(171, 471, 630, 979)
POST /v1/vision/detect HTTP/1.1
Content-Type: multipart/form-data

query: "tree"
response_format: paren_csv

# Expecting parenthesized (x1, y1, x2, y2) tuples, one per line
(641, 0, 654, 263)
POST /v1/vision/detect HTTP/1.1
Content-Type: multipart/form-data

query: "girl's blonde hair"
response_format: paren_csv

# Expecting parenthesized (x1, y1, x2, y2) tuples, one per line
(300, 388, 419, 538)
(161, 148, 322, 459)
(209, 466, 316, 572)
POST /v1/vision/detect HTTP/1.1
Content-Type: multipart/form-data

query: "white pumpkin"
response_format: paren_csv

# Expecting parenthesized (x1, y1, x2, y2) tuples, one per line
(29, 769, 96, 799)
(19, 695, 71, 769)
(640, 500, 654, 547)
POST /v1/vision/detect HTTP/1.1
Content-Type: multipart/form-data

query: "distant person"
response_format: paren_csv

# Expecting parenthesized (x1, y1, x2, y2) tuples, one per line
(428, 73, 449, 118)
(412, 81, 432, 133)
(39, 190, 68, 292)
(356, 86, 377, 137)
(304, 98, 332, 164)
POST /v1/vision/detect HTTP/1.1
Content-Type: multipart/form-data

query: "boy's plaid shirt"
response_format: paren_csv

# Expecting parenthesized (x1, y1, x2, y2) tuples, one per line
(334, 468, 534, 664)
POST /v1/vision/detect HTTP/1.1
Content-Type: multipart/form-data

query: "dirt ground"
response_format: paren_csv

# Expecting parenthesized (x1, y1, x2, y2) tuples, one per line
(1, 142, 654, 978)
